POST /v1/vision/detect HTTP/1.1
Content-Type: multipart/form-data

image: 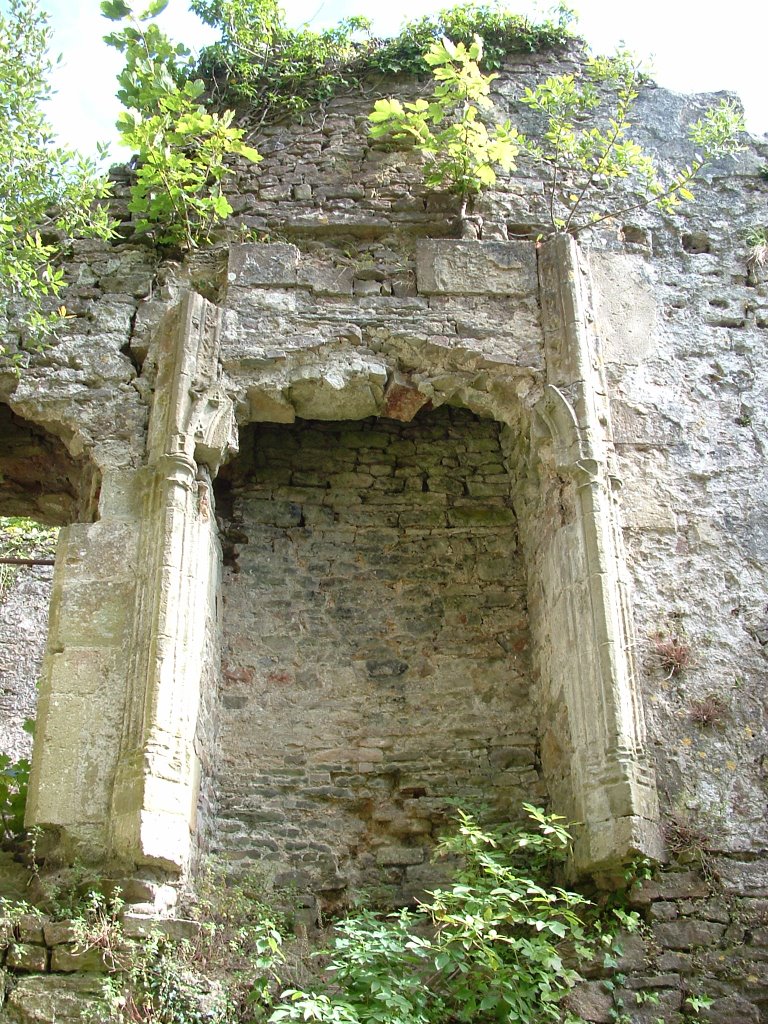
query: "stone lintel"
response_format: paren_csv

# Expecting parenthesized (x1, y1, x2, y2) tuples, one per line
(415, 239, 538, 296)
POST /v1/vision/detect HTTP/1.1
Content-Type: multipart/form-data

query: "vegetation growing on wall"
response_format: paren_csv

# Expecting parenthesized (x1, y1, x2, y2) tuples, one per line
(102, 0, 261, 249)
(369, 35, 520, 224)
(518, 50, 745, 234)
(0, 807, 646, 1023)
(190, 0, 575, 122)
(0, 0, 747, 338)
(370, 36, 744, 235)
(0, 0, 115, 356)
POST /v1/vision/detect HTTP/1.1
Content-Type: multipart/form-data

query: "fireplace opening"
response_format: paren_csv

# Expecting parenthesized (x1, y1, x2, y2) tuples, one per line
(212, 406, 543, 905)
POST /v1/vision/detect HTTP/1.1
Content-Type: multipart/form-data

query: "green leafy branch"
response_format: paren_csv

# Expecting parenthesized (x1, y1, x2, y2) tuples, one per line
(271, 806, 635, 1024)
(369, 35, 519, 221)
(0, 752, 31, 844)
(0, 0, 115, 358)
(519, 49, 746, 234)
(102, 0, 261, 250)
(190, 1, 574, 125)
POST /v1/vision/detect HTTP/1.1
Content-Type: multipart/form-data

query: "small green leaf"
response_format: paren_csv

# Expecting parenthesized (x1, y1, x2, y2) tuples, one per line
(140, 0, 169, 17)
(100, 0, 132, 21)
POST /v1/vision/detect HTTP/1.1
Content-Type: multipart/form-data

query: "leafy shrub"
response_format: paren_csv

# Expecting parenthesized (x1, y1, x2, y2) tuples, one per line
(191, 0, 574, 119)
(271, 806, 631, 1024)
(0, 0, 115, 356)
(369, 35, 744, 235)
(519, 49, 745, 234)
(0, 753, 31, 843)
(102, 0, 260, 249)
(369, 36, 519, 219)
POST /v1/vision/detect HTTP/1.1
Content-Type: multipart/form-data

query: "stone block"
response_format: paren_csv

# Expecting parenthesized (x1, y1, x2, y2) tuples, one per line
(7, 943, 48, 972)
(714, 859, 768, 895)
(737, 898, 768, 924)
(702, 994, 760, 1024)
(415, 240, 537, 296)
(15, 917, 45, 945)
(287, 361, 386, 420)
(589, 252, 659, 364)
(614, 930, 648, 971)
(2, 974, 107, 1022)
(353, 278, 382, 296)
(297, 261, 353, 296)
(564, 981, 613, 1022)
(227, 242, 299, 288)
(652, 919, 726, 949)
(656, 950, 694, 973)
(631, 871, 710, 903)
(54, 579, 134, 648)
(121, 914, 201, 942)
(381, 373, 431, 423)
(42, 921, 77, 946)
(375, 846, 424, 866)
(50, 945, 108, 972)
(649, 901, 678, 922)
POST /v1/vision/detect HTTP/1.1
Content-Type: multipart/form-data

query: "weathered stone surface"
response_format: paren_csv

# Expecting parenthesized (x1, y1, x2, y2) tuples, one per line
(42, 921, 76, 947)
(702, 994, 760, 1024)
(121, 914, 200, 941)
(380, 373, 431, 422)
(564, 981, 614, 1022)
(590, 253, 660, 364)
(1, 53, 767, 1016)
(631, 871, 710, 903)
(214, 409, 539, 894)
(714, 860, 768, 896)
(226, 242, 299, 288)
(50, 945, 108, 972)
(652, 919, 727, 949)
(0, 561, 49, 761)
(14, 919, 44, 946)
(416, 240, 538, 296)
(2, 974, 106, 1022)
(297, 260, 354, 296)
(6, 944, 47, 972)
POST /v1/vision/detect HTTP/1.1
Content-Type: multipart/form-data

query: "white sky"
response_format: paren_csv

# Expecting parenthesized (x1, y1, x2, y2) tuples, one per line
(34, 0, 768, 157)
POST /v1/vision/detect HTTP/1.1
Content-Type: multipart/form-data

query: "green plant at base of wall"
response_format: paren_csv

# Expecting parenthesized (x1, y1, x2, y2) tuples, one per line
(0, 753, 31, 844)
(272, 806, 637, 1024)
(0, 806, 647, 1024)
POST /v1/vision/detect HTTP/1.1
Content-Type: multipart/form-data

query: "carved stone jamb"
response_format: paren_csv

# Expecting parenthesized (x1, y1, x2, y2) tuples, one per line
(533, 233, 663, 873)
(109, 291, 236, 873)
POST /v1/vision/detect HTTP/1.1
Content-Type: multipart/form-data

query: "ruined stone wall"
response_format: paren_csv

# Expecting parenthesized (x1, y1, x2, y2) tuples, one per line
(0, 47, 768, 1022)
(214, 407, 539, 902)
(587, 215, 768, 1022)
(0, 567, 51, 763)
